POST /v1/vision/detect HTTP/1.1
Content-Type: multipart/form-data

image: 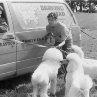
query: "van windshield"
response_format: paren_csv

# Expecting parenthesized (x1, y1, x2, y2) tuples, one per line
(11, 2, 76, 29)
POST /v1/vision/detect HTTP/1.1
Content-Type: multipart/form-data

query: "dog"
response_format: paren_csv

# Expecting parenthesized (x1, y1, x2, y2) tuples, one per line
(83, 58, 97, 80)
(71, 45, 97, 81)
(31, 47, 63, 97)
(65, 52, 93, 97)
(56, 45, 84, 81)
(71, 45, 84, 59)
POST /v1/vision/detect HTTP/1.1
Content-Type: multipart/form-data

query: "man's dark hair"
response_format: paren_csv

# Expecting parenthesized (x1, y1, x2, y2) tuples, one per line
(47, 12, 58, 20)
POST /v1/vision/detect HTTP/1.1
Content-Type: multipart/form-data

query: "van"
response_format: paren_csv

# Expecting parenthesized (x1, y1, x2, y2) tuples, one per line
(0, 0, 81, 80)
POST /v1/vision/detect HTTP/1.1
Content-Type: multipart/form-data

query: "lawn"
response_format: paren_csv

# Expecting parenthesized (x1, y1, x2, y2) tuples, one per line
(75, 12, 97, 31)
(75, 12, 97, 59)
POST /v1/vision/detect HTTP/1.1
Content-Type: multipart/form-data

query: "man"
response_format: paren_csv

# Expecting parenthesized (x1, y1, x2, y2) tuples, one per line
(46, 12, 73, 78)
(46, 12, 72, 53)
(0, 6, 8, 33)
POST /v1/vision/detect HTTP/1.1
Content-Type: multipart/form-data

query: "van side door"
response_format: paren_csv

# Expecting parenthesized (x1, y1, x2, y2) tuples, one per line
(0, 2, 16, 80)
(7, 2, 48, 76)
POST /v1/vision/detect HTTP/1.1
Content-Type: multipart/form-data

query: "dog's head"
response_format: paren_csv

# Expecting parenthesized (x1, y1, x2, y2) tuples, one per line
(71, 45, 84, 59)
(42, 48, 63, 62)
(66, 53, 83, 71)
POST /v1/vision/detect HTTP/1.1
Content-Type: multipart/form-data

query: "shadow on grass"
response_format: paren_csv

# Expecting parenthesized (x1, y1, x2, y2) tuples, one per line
(0, 75, 66, 97)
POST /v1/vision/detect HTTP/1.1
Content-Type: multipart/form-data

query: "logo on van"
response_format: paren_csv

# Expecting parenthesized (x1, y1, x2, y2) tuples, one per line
(40, 5, 65, 16)
(0, 42, 15, 47)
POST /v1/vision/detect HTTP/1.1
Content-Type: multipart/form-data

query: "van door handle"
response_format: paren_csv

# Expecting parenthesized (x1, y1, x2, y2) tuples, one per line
(2, 33, 16, 47)
(2, 33, 24, 44)
(3, 33, 15, 40)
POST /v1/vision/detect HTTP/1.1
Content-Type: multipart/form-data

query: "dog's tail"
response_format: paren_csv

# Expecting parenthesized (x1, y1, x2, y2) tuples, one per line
(81, 75, 93, 90)
(71, 45, 84, 59)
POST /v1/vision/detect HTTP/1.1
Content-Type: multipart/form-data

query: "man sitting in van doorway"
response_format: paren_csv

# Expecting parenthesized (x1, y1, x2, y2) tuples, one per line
(0, 6, 8, 33)
(46, 12, 73, 55)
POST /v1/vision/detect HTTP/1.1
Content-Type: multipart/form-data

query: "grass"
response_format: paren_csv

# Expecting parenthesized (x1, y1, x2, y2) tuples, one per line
(75, 12, 97, 31)
(75, 12, 97, 59)
(0, 77, 65, 97)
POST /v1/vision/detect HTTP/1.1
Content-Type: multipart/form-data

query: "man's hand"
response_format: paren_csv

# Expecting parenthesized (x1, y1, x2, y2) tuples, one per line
(56, 45, 60, 49)
(46, 35, 55, 46)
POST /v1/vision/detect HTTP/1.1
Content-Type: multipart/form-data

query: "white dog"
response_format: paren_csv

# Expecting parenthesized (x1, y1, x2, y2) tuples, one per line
(31, 47, 63, 97)
(71, 45, 84, 59)
(65, 53, 93, 97)
(83, 58, 97, 80)
(71, 45, 97, 80)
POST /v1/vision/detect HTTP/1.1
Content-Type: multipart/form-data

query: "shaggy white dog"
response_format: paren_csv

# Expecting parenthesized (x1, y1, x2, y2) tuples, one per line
(83, 58, 97, 80)
(65, 53, 93, 97)
(71, 45, 84, 59)
(71, 45, 97, 80)
(31, 48, 63, 97)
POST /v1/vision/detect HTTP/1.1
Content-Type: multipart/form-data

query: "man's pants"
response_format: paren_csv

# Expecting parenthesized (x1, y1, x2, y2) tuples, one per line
(62, 39, 72, 53)
(57, 39, 72, 79)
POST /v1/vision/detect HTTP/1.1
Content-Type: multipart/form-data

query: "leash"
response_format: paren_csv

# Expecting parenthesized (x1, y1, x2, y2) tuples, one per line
(21, 42, 47, 48)
(81, 29, 96, 39)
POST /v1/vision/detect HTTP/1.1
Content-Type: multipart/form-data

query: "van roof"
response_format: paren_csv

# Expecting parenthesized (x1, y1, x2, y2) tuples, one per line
(1, 0, 66, 3)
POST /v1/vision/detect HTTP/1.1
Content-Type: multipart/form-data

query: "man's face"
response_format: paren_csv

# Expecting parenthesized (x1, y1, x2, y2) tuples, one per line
(48, 17, 57, 26)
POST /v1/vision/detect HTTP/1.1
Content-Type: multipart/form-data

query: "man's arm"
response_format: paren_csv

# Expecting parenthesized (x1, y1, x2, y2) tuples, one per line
(62, 24, 70, 40)
(45, 25, 55, 45)
(57, 24, 70, 48)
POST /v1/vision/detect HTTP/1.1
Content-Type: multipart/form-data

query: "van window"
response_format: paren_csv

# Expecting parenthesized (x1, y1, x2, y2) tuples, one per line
(0, 3, 9, 34)
(11, 2, 75, 30)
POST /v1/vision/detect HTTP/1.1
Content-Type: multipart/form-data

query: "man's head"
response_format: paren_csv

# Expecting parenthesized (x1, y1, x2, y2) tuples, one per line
(47, 12, 58, 25)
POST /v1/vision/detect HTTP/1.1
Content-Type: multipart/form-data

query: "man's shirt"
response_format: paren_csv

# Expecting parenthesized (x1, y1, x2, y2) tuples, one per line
(46, 22, 72, 43)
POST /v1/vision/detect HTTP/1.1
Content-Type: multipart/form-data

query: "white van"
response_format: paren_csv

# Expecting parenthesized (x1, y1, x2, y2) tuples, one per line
(0, 0, 81, 80)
